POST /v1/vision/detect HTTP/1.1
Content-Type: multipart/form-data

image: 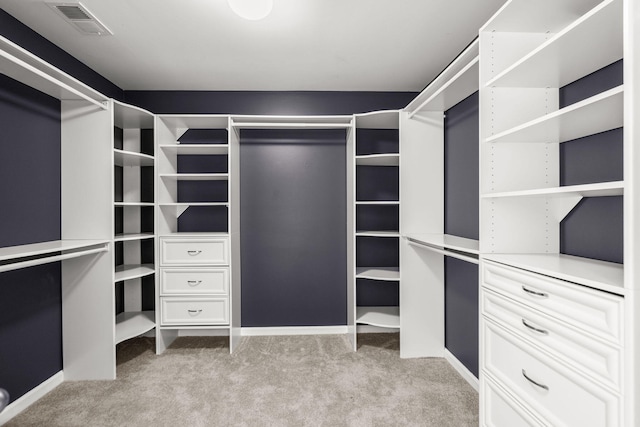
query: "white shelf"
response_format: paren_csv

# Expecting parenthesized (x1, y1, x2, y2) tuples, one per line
(158, 232, 229, 237)
(486, 86, 623, 144)
(0, 35, 107, 108)
(113, 100, 155, 129)
(487, 0, 622, 88)
(160, 173, 229, 181)
(356, 267, 400, 281)
(159, 144, 229, 155)
(356, 306, 400, 328)
(231, 115, 353, 129)
(482, 0, 602, 32)
(355, 231, 400, 237)
(159, 202, 229, 207)
(355, 154, 400, 166)
(355, 201, 400, 205)
(158, 115, 230, 129)
(484, 253, 624, 295)
(114, 233, 155, 242)
(406, 40, 479, 115)
(115, 311, 155, 344)
(354, 111, 400, 129)
(482, 181, 623, 199)
(114, 264, 155, 282)
(114, 202, 155, 207)
(114, 149, 154, 167)
(0, 240, 108, 261)
(403, 233, 479, 255)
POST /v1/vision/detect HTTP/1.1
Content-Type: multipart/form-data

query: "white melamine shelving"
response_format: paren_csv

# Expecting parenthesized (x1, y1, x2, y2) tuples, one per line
(355, 154, 400, 166)
(355, 267, 400, 281)
(403, 233, 479, 255)
(158, 144, 229, 155)
(355, 231, 400, 237)
(114, 202, 155, 207)
(355, 201, 400, 205)
(356, 306, 400, 328)
(486, 86, 623, 144)
(114, 232, 155, 242)
(159, 173, 229, 181)
(114, 149, 154, 167)
(114, 264, 155, 282)
(0, 240, 109, 262)
(484, 253, 624, 295)
(483, 181, 624, 199)
(487, 0, 622, 88)
(232, 115, 353, 129)
(115, 311, 155, 344)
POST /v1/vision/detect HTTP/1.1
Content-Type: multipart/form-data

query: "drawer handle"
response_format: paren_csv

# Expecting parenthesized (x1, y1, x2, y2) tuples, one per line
(187, 250, 202, 256)
(522, 369, 549, 391)
(187, 309, 203, 315)
(522, 286, 548, 298)
(187, 280, 202, 287)
(522, 319, 548, 335)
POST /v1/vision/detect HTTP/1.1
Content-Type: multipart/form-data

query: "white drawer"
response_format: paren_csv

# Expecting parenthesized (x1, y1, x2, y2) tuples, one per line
(160, 297, 229, 325)
(160, 268, 229, 295)
(482, 288, 621, 392)
(481, 374, 545, 427)
(483, 319, 620, 427)
(482, 261, 623, 345)
(161, 238, 229, 266)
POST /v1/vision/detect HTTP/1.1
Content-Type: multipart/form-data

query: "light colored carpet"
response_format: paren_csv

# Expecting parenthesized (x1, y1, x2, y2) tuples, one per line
(6, 334, 478, 426)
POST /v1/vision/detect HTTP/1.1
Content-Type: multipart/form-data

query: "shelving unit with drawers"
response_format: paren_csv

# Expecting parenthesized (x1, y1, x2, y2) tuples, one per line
(478, 0, 636, 424)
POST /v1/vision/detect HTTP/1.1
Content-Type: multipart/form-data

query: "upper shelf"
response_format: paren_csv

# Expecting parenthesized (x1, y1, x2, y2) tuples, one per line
(403, 233, 479, 255)
(231, 115, 353, 129)
(113, 101, 155, 129)
(159, 144, 229, 155)
(486, 86, 623, 144)
(158, 115, 229, 130)
(0, 35, 107, 109)
(159, 173, 229, 181)
(486, 0, 622, 88)
(484, 254, 624, 295)
(482, 0, 604, 33)
(355, 154, 400, 166)
(354, 111, 400, 129)
(482, 181, 624, 199)
(405, 39, 479, 116)
(114, 149, 154, 167)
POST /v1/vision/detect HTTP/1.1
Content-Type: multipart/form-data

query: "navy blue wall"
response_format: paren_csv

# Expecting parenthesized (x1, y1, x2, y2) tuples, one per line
(443, 91, 480, 377)
(0, 9, 123, 100)
(0, 74, 63, 403)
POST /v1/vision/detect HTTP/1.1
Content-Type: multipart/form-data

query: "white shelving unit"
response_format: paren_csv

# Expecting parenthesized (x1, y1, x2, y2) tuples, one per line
(478, 0, 633, 424)
(349, 110, 402, 350)
(112, 100, 157, 352)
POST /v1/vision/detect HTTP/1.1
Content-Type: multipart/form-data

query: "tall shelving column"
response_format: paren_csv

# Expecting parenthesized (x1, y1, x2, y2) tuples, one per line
(479, 0, 627, 424)
(351, 111, 401, 350)
(400, 40, 480, 360)
(155, 115, 238, 354)
(112, 101, 157, 348)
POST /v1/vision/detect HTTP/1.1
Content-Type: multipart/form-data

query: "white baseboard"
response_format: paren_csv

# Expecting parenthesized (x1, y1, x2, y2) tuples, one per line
(444, 349, 478, 392)
(241, 325, 348, 336)
(0, 371, 64, 425)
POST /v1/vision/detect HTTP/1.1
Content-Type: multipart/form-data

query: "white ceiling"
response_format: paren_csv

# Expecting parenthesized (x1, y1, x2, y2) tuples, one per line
(0, 0, 505, 91)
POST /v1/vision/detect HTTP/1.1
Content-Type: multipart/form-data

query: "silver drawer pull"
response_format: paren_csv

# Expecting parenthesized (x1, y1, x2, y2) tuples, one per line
(522, 369, 549, 391)
(187, 309, 203, 315)
(187, 250, 202, 256)
(522, 286, 548, 298)
(522, 319, 548, 335)
(187, 280, 202, 287)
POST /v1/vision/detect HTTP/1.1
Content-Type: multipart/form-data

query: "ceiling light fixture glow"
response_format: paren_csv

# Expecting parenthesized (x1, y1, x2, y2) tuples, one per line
(228, 0, 273, 20)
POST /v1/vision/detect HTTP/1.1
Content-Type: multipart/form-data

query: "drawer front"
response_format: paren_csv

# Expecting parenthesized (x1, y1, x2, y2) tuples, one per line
(161, 238, 229, 266)
(481, 374, 545, 427)
(161, 297, 229, 325)
(161, 268, 229, 295)
(482, 261, 623, 345)
(482, 288, 621, 391)
(483, 319, 620, 427)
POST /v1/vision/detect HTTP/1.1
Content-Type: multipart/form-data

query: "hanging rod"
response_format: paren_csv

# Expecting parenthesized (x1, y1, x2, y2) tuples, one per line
(0, 244, 108, 274)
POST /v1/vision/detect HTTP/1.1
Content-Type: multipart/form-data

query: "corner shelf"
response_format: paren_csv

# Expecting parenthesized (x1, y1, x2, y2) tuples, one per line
(114, 264, 155, 282)
(356, 267, 400, 281)
(355, 154, 400, 166)
(486, 0, 622, 88)
(486, 86, 623, 144)
(356, 306, 400, 328)
(159, 144, 229, 155)
(114, 233, 155, 242)
(115, 311, 155, 344)
(404, 233, 479, 255)
(114, 149, 154, 167)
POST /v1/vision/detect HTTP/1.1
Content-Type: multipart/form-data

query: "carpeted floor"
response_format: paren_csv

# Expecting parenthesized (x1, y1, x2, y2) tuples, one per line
(5, 333, 478, 426)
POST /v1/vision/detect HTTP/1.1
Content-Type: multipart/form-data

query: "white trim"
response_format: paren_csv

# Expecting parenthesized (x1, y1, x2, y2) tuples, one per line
(444, 349, 479, 392)
(241, 326, 348, 336)
(0, 371, 64, 425)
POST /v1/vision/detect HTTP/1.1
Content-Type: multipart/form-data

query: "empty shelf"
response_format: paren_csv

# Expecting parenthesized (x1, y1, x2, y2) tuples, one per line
(356, 231, 400, 237)
(355, 154, 400, 166)
(403, 233, 479, 255)
(356, 306, 400, 328)
(356, 267, 400, 281)
(115, 311, 155, 344)
(482, 181, 623, 199)
(160, 173, 229, 181)
(114, 149, 154, 167)
(159, 144, 229, 155)
(114, 233, 155, 242)
(114, 264, 155, 282)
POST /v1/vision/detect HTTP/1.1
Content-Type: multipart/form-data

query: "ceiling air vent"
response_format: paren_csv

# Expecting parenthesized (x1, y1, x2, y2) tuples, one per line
(47, 2, 113, 36)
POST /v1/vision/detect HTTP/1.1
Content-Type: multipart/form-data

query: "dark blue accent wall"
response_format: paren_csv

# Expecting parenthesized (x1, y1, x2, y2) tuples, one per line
(240, 129, 347, 327)
(443, 91, 480, 378)
(0, 74, 63, 403)
(0, 9, 123, 100)
(124, 91, 417, 115)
